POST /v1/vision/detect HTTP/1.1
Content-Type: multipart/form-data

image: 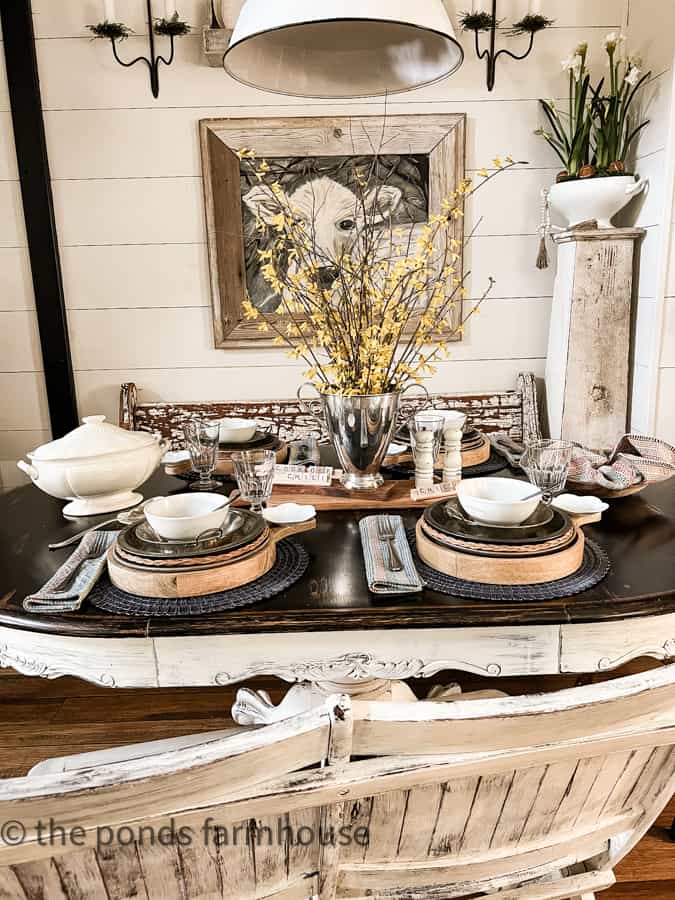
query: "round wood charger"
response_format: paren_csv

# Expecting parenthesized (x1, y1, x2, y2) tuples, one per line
(108, 519, 315, 598)
(415, 518, 587, 585)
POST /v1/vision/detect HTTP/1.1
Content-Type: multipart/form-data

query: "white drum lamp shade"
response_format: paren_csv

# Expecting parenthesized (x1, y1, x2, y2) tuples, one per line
(223, 0, 464, 98)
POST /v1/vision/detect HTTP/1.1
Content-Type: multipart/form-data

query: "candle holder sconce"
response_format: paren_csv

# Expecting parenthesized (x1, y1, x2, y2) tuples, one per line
(88, 0, 190, 98)
(460, 2, 554, 91)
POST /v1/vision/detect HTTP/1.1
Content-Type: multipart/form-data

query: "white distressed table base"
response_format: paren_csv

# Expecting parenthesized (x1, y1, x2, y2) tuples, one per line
(1, 614, 674, 692)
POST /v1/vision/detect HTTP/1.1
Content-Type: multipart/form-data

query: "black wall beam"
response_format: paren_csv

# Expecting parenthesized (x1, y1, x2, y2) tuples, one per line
(1, 0, 78, 437)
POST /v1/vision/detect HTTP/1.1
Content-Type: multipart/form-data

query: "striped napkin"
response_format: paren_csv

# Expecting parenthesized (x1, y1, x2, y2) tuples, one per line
(359, 515, 423, 595)
(24, 530, 120, 614)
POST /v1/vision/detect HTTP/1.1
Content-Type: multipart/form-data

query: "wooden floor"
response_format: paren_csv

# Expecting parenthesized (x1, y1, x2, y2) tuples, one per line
(0, 662, 673, 898)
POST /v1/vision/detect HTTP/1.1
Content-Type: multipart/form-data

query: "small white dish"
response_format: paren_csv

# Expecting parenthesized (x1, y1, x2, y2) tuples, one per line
(387, 441, 409, 456)
(263, 503, 316, 525)
(144, 492, 231, 541)
(219, 417, 258, 443)
(552, 494, 609, 515)
(457, 477, 541, 526)
(162, 449, 191, 465)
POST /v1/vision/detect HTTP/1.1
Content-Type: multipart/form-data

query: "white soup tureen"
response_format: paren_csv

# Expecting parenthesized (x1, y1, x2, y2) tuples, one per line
(17, 415, 166, 517)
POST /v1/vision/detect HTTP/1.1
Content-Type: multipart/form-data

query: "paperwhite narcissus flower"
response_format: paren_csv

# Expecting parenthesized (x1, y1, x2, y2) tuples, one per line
(561, 54, 583, 80)
(603, 31, 626, 53)
(625, 65, 642, 87)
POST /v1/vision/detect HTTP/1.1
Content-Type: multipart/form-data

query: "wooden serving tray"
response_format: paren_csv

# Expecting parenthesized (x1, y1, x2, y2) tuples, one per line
(107, 519, 314, 599)
(263, 479, 454, 511)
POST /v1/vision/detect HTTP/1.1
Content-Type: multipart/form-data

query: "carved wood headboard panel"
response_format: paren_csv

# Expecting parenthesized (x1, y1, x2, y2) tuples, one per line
(119, 374, 541, 450)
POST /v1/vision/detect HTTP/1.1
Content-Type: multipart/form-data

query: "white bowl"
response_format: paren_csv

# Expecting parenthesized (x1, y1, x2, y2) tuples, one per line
(456, 477, 540, 526)
(144, 493, 231, 541)
(219, 418, 258, 443)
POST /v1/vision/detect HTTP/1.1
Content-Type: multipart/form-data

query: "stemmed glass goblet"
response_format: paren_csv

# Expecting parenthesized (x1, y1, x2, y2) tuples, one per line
(183, 420, 221, 492)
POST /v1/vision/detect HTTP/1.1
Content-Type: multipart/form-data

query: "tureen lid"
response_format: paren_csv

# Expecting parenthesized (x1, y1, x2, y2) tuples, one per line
(30, 416, 158, 461)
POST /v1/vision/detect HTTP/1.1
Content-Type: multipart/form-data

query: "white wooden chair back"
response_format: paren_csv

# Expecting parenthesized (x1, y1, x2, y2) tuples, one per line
(1, 666, 675, 900)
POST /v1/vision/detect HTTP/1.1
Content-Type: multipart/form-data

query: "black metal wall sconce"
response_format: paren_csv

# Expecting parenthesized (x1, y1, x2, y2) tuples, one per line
(460, 2, 553, 91)
(88, 0, 190, 98)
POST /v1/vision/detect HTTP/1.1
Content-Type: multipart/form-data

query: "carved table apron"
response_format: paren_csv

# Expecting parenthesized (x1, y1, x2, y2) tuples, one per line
(1, 474, 675, 722)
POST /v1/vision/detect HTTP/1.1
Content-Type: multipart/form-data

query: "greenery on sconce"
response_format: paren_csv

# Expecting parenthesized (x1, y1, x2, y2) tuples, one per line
(87, 21, 133, 41)
(154, 13, 191, 37)
(458, 12, 496, 32)
(506, 14, 554, 36)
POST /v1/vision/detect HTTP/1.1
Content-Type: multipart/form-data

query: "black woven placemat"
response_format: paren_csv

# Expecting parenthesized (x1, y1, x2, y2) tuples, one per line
(406, 527, 610, 601)
(384, 449, 508, 480)
(89, 539, 308, 617)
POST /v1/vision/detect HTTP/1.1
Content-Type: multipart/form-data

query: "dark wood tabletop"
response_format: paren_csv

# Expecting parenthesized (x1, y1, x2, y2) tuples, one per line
(1, 472, 674, 639)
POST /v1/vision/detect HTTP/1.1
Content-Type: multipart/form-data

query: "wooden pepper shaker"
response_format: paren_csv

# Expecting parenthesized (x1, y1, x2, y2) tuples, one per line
(414, 430, 435, 490)
(442, 412, 467, 487)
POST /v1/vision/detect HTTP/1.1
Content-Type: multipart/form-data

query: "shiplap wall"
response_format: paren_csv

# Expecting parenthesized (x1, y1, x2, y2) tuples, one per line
(623, 0, 675, 442)
(1, 0, 631, 486)
(0, 33, 51, 490)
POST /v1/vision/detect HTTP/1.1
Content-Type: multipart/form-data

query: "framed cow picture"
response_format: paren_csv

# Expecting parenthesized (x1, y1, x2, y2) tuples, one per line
(200, 114, 465, 348)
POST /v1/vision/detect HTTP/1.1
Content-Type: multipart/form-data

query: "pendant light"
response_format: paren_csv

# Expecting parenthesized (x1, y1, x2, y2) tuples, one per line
(223, 0, 464, 98)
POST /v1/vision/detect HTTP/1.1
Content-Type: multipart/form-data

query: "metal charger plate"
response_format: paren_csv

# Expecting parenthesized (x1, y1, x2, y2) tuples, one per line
(218, 430, 275, 452)
(395, 424, 479, 445)
(117, 508, 266, 560)
(110, 537, 266, 573)
(418, 517, 577, 559)
(423, 496, 571, 546)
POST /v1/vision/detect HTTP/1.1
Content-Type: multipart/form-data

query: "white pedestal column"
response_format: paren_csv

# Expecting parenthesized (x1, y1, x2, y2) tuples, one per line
(545, 227, 645, 451)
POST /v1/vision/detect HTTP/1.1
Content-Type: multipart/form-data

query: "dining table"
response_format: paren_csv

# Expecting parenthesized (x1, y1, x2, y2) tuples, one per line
(1, 470, 675, 723)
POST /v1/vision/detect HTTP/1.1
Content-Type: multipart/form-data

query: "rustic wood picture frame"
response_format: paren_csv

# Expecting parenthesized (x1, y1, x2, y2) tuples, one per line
(199, 114, 466, 349)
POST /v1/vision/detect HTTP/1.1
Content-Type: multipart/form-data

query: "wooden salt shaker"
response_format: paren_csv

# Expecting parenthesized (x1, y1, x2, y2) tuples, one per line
(414, 430, 435, 490)
(442, 412, 466, 487)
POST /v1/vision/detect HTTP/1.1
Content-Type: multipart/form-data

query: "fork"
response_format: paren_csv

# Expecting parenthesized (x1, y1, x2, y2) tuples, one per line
(47, 532, 113, 597)
(376, 516, 404, 573)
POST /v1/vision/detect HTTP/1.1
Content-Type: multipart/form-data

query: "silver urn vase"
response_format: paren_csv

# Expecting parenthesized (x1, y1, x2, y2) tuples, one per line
(298, 387, 400, 490)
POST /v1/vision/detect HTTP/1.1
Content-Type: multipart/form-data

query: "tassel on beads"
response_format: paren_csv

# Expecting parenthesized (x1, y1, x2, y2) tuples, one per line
(536, 187, 551, 269)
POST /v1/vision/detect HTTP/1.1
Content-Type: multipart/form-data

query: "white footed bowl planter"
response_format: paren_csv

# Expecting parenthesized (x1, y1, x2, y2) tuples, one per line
(549, 175, 648, 229)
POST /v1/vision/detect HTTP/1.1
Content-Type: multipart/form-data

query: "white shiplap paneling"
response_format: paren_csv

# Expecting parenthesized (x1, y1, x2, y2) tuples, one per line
(52, 176, 205, 246)
(0, 110, 18, 180)
(29, 0, 628, 39)
(0, 311, 43, 372)
(68, 298, 551, 371)
(0, 248, 34, 311)
(43, 99, 562, 180)
(62, 242, 210, 309)
(0, 373, 50, 430)
(0, 181, 27, 247)
(36, 27, 624, 111)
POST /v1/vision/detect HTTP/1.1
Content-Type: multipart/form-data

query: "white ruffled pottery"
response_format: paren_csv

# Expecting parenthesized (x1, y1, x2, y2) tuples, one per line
(263, 503, 316, 525)
(551, 494, 609, 515)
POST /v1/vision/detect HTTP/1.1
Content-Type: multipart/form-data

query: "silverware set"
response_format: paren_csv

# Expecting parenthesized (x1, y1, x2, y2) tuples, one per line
(376, 517, 404, 572)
